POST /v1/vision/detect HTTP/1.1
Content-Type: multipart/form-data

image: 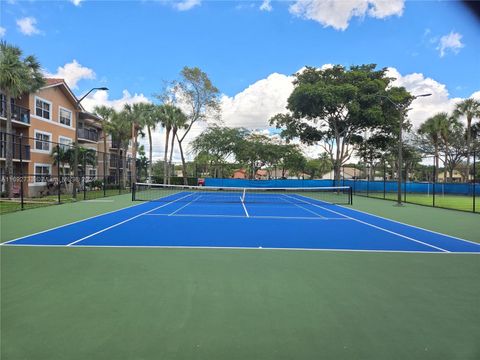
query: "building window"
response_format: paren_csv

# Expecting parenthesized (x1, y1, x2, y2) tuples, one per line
(35, 131, 51, 152)
(35, 97, 51, 120)
(58, 136, 72, 151)
(35, 164, 51, 183)
(59, 107, 72, 126)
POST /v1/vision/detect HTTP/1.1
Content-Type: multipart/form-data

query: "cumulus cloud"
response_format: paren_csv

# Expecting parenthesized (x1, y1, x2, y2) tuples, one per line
(81, 89, 150, 113)
(71, 0, 83, 6)
(220, 72, 295, 129)
(16, 17, 41, 36)
(260, 0, 272, 12)
(385, 67, 471, 129)
(289, 0, 404, 30)
(0, 27, 6, 37)
(437, 31, 464, 57)
(173, 0, 201, 11)
(44, 60, 96, 89)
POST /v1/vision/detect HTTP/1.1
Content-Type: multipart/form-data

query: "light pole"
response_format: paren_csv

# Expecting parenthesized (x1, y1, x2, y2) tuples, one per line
(73, 87, 108, 199)
(376, 93, 431, 206)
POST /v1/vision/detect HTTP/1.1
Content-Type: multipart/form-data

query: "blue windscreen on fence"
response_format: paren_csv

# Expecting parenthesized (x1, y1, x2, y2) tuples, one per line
(204, 178, 480, 196)
(204, 178, 335, 188)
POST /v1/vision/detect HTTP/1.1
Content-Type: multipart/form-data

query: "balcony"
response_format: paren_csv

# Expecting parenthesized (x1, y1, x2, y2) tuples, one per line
(0, 132, 31, 161)
(0, 100, 30, 125)
(78, 128, 99, 142)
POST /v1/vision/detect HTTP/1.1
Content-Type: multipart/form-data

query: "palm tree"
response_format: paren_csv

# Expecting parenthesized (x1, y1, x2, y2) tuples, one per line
(0, 41, 44, 197)
(418, 114, 444, 182)
(454, 98, 480, 180)
(93, 105, 115, 185)
(126, 103, 151, 183)
(143, 105, 162, 183)
(103, 110, 131, 189)
(169, 107, 188, 183)
(438, 113, 462, 182)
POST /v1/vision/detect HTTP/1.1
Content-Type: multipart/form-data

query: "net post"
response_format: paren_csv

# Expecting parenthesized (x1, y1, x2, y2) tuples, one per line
(349, 186, 353, 205)
(57, 143, 61, 204)
(473, 150, 476, 213)
(132, 182, 136, 201)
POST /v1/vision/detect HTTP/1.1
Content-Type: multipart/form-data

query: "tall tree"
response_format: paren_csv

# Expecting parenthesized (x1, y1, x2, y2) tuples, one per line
(125, 103, 150, 183)
(103, 109, 132, 188)
(168, 67, 221, 184)
(0, 41, 44, 197)
(93, 105, 115, 183)
(453, 98, 480, 180)
(191, 126, 247, 178)
(270, 64, 411, 185)
(418, 114, 446, 182)
(166, 106, 188, 183)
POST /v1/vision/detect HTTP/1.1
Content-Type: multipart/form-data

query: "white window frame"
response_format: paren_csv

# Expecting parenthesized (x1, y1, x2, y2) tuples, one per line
(58, 136, 73, 151)
(33, 130, 52, 153)
(33, 163, 52, 185)
(34, 96, 52, 121)
(58, 106, 73, 127)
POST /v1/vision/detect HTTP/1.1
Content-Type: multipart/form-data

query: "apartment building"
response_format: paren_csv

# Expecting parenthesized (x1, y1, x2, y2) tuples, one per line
(1, 78, 132, 198)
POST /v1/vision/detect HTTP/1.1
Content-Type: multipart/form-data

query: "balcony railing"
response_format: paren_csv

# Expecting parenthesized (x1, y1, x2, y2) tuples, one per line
(0, 132, 31, 160)
(78, 128, 99, 142)
(0, 100, 30, 125)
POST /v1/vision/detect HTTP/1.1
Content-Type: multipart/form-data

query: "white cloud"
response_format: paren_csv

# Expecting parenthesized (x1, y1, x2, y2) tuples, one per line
(385, 67, 472, 129)
(16, 17, 41, 36)
(0, 27, 6, 37)
(260, 0, 272, 12)
(173, 0, 201, 11)
(289, 0, 404, 30)
(220, 72, 295, 129)
(71, 0, 83, 6)
(81, 89, 150, 113)
(44, 60, 96, 89)
(437, 31, 464, 57)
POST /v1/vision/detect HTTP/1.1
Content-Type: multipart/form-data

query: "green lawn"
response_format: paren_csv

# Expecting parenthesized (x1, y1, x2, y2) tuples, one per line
(1, 194, 479, 360)
(0, 189, 128, 215)
(362, 191, 479, 212)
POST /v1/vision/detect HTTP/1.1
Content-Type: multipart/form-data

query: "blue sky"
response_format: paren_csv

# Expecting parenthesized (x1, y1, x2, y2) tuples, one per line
(1, 0, 478, 99)
(1, 0, 479, 159)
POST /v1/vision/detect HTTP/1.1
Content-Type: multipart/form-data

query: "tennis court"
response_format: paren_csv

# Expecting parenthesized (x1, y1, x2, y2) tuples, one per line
(3, 184, 479, 253)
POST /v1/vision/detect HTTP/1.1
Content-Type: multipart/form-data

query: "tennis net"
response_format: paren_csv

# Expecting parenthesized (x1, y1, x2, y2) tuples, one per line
(132, 183, 352, 205)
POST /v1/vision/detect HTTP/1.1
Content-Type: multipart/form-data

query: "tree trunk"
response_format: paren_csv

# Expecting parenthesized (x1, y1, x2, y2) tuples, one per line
(131, 122, 137, 184)
(175, 133, 188, 185)
(444, 142, 448, 183)
(163, 128, 170, 185)
(123, 148, 128, 188)
(147, 126, 153, 183)
(5, 92, 13, 198)
(168, 128, 176, 185)
(434, 144, 439, 183)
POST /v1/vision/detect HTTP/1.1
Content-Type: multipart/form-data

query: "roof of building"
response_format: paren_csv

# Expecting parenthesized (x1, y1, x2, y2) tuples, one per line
(41, 78, 83, 111)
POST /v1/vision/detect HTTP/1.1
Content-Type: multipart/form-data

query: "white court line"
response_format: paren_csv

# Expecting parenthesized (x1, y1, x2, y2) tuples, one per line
(279, 195, 326, 218)
(284, 194, 449, 253)
(168, 195, 202, 216)
(143, 213, 350, 220)
(65, 193, 195, 247)
(5, 243, 479, 254)
(241, 197, 250, 218)
(335, 201, 480, 248)
(0, 199, 153, 245)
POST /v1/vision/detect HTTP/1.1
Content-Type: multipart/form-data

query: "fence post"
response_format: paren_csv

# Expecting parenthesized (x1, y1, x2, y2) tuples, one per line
(366, 165, 370, 197)
(57, 144, 61, 204)
(83, 151, 87, 200)
(473, 150, 476, 213)
(19, 134, 24, 210)
(103, 151, 107, 197)
(132, 182, 136, 201)
(383, 161, 386, 199)
(433, 159, 436, 207)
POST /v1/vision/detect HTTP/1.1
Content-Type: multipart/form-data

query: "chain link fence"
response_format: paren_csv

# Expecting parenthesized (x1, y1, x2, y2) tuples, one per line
(0, 132, 134, 214)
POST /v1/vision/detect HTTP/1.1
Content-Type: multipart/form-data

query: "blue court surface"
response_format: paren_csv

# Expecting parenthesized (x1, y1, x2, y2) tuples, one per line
(2, 192, 480, 253)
